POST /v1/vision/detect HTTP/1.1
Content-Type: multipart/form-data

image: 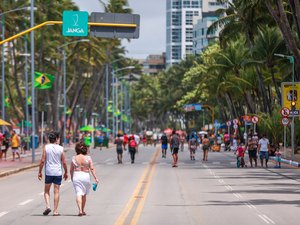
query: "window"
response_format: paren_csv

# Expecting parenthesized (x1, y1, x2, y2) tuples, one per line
(185, 11, 193, 25)
(185, 45, 193, 54)
(172, 46, 181, 60)
(183, 0, 191, 8)
(186, 28, 193, 42)
(172, 0, 182, 9)
(172, 29, 181, 42)
(191, 1, 199, 8)
(172, 12, 181, 26)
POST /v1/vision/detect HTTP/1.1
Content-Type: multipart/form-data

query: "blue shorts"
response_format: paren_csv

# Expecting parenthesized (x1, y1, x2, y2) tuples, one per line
(162, 144, 168, 150)
(45, 175, 62, 185)
(260, 151, 269, 161)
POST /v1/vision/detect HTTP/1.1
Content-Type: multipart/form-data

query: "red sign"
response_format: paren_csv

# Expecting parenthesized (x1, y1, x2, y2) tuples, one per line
(280, 107, 290, 117)
(281, 117, 290, 126)
(252, 116, 259, 124)
(243, 115, 251, 121)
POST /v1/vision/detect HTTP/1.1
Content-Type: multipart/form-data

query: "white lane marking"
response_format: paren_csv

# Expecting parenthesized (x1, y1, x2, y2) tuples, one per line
(212, 162, 220, 165)
(218, 179, 225, 184)
(0, 211, 9, 217)
(262, 215, 275, 224)
(258, 214, 270, 224)
(233, 193, 241, 199)
(214, 175, 220, 179)
(225, 185, 233, 191)
(105, 158, 113, 163)
(236, 193, 243, 198)
(18, 199, 34, 206)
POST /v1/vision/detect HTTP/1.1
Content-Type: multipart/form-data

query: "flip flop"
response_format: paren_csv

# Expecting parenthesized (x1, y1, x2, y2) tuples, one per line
(43, 208, 51, 216)
(53, 213, 61, 216)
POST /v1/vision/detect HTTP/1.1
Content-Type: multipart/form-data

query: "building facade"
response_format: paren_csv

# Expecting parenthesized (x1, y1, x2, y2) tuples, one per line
(143, 53, 166, 75)
(193, 0, 228, 54)
(166, 0, 202, 67)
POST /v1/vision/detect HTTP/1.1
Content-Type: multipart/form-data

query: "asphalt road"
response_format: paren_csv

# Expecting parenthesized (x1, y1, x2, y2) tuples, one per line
(0, 144, 299, 225)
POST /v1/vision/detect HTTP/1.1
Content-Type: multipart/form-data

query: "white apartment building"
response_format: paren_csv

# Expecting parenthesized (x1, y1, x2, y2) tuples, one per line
(166, 0, 202, 67)
(193, 0, 229, 54)
(166, 0, 230, 66)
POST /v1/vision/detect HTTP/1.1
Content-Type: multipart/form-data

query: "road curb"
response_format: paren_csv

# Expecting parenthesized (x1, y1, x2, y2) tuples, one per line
(0, 163, 39, 178)
(270, 156, 300, 167)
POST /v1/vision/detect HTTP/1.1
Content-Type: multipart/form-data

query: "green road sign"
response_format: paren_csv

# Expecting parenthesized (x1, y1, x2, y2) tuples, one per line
(62, 11, 88, 37)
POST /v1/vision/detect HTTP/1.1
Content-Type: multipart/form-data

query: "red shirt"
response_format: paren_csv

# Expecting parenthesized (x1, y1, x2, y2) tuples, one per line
(237, 146, 244, 157)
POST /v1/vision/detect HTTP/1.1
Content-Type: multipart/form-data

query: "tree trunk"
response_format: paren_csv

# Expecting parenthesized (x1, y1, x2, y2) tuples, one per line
(265, 0, 300, 81)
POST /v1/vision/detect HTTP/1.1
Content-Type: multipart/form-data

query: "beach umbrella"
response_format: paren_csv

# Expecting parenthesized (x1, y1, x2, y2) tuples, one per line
(0, 119, 11, 126)
(80, 125, 95, 132)
(16, 120, 32, 127)
(163, 128, 173, 135)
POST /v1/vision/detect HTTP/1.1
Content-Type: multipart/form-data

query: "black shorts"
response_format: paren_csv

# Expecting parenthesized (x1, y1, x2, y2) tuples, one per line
(117, 150, 123, 154)
(248, 149, 257, 158)
(172, 148, 179, 154)
(45, 175, 62, 185)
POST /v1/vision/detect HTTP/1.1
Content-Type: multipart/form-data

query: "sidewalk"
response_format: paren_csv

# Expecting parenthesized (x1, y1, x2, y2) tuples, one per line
(0, 142, 115, 178)
(0, 144, 74, 178)
(271, 147, 300, 167)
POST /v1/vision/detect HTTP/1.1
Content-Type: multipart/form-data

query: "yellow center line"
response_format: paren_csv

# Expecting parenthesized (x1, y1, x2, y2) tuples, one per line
(114, 148, 160, 225)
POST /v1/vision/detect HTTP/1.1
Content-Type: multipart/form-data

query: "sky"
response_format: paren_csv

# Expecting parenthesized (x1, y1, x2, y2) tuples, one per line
(72, 0, 166, 59)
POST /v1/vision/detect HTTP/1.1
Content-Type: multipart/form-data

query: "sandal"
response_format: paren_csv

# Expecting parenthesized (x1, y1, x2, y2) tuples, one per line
(43, 208, 51, 216)
(78, 213, 83, 217)
(82, 212, 86, 216)
(53, 213, 61, 216)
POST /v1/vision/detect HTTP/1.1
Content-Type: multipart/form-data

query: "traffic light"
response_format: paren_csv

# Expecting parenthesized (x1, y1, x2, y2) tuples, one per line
(291, 101, 296, 110)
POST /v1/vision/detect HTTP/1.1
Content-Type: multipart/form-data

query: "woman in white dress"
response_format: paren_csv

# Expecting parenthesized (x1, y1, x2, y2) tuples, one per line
(70, 142, 99, 216)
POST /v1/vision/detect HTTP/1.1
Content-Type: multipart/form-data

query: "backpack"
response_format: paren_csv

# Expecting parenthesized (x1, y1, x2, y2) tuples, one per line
(190, 138, 197, 150)
(129, 139, 137, 148)
(161, 135, 168, 145)
(172, 135, 179, 148)
(116, 139, 123, 151)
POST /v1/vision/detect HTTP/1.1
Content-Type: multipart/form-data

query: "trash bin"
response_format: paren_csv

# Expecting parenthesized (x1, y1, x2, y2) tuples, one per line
(30, 135, 39, 149)
(103, 136, 109, 148)
(94, 136, 99, 148)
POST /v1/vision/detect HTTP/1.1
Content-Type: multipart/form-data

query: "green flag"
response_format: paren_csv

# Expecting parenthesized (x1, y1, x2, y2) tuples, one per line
(122, 114, 129, 122)
(107, 104, 113, 113)
(27, 96, 32, 106)
(34, 72, 55, 89)
(114, 109, 121, 116)
(65, 108, 72, 115)
(4, 96, 10, 108)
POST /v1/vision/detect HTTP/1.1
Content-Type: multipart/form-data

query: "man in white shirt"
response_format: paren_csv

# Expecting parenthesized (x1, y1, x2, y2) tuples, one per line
(258, 133, 270, 168)
(38, 132, 68, 216)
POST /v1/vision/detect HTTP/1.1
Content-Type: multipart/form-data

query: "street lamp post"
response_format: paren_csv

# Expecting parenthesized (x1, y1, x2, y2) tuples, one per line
(1, 5, 34, 132)
(275, 53, 295, 160)
(111, 66, 134, 136)
(57, 39, 89, 147)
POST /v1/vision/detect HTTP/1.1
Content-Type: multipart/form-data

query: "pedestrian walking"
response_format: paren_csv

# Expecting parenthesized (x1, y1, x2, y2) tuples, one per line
(114, 134, 124, 164)
(202, 134, 210, 161)
(10, 130, 21, 161)
(38, 132, 68, 216)
(257, 133, 270, 168)
(128, 135, 137, 164)
(161, 133, 168, 158)
(245, 130, 258, 167)
(188, 133, 197, 160)
(170, 130, 180, 167)
(70, 142, 99, 216)
(123, 133, 128, 151)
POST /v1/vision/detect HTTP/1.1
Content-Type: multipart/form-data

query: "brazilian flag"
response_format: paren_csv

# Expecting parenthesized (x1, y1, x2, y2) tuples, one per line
(34, 72, 55, 89)
(4, 96, 10, 108)
(114, 109, 121, 117)
(27, 96, 32, 106)
(65, 108, 72, 115)
(107, 104, 113, 113)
